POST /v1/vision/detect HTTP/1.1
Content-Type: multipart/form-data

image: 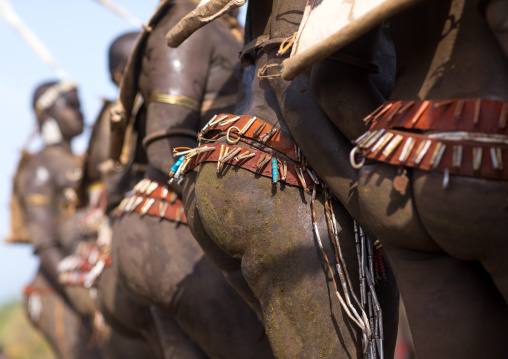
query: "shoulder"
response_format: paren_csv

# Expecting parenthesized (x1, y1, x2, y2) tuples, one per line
(15, 150, 54, 197)
(17, 148, 82, 193)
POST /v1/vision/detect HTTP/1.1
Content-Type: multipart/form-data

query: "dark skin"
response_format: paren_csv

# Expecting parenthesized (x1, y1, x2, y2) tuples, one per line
(283, 0, 508, 357)
(24, 89, 151, 359)
(25, 271, 103, 359)
(27, 269, 152, 359)
(183, 52, 398, 359)
(17, 86, 101, 358)
(176, 0, 399, 356)
(486, 0, 508, 58)
(98, 265, 201, 359)
(70, 31, 198, 358)
(139, 3, 239, 182)
(81, 103, 165, 359)
(112, 1, 274, 357)
(18, 88, 96, 316)
(362, 2, 508, 357)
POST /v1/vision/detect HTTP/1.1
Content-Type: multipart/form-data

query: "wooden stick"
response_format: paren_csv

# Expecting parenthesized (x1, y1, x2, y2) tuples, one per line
(166, 0, 246, 48)
(281, 0, 422, 81)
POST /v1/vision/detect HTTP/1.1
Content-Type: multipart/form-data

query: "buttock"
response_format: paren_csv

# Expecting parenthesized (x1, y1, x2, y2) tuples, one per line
(412, 169, 508, 261)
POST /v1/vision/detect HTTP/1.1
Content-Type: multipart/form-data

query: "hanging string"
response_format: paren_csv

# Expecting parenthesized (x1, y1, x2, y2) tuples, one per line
(91, 0, 144, 28)
(0, 0, 69, 79)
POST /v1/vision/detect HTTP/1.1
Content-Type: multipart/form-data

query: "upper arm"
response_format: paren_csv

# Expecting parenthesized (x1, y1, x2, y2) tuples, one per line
(140, 20, 212, 105)
(138, 15, 214, 174)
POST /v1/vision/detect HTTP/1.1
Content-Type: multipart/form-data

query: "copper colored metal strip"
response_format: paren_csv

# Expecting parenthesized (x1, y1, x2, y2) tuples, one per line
(410, 101, 429, 126)
(253, 122, 266, 138)
(367, 99, 508, 134)
(363, 104, 384, 123)
(386, 103, 402, 123)
(398, 101, 414, 115)
(500, 103, 508, 129)
(202, 114, 298, 161)
(473, 98, 481, 126)
(364, 130, 508, 180)
(454, 100, 465, 119)
(434, 99, 454, 108)
(117, 179, 187, 223)
(127, 196, 187, 224)
(183, 143, 318, 190)
(372, 103, 393, 122)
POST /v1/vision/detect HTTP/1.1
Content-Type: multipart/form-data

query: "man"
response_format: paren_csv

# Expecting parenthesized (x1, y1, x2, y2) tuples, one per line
(16, 80, 102, 359)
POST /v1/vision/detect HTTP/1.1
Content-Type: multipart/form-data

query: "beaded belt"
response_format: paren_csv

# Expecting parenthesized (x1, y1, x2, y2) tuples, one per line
(58, 242, 112, 288)
(24, 285, 53, 297)
(116, 179, 187, 224)
(173, 114, 319, 191)
(199, 114, 300, 162)
(353, 99, 508, 180)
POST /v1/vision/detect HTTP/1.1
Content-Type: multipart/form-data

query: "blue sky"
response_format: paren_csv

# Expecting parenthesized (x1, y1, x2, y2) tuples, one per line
(0, 0, 160, 304)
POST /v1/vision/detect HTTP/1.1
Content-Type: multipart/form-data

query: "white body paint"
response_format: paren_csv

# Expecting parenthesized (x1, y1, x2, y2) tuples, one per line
(35, 166, 50, 185)
(41, 118, 63, 145)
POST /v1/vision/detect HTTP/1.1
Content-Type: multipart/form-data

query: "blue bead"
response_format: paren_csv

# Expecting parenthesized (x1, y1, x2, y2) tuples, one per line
(170, 156, 185, 175)
(272, 158, 279, 182)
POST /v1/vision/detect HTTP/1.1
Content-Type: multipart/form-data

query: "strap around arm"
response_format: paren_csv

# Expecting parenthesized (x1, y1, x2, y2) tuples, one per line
(142, 128, 199, 149)
(149, 93, 200, 113)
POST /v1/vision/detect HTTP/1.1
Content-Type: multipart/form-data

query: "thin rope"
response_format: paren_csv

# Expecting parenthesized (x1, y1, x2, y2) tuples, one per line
(0, 0, 69, 79)
(91, 0, 143, 28)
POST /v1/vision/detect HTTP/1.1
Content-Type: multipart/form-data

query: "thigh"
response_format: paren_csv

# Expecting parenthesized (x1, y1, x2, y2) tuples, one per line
(182, 171, 243, 273)
(163, 242, 274, 359)
(384, 245, 508, 359)
(194, 163, 396, 358)
(183, 172, 264, 318)
(150, 308, 208, 359)
(111, 212, 205, 308)
(358, 163, 441, 252)
(112, 188, 273, 359)
(96, 267, 152, 338)
(412, 170, 508, 302)
(412, 170, 508, 258)
(28, 292, 101, 359)
(98, 326, 159, 359)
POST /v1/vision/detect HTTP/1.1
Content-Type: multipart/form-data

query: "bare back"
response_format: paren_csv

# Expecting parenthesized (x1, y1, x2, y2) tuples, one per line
(390, 0, 508, 101)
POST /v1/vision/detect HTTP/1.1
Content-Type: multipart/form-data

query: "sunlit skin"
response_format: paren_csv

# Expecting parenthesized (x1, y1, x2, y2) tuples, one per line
(282, 1, 508, 358)
(176, 0, 399, 357)
(110, 2, 275, 358)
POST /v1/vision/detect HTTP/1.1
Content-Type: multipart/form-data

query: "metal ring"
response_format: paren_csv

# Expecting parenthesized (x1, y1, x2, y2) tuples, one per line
(257, 63, 282, 79)
(226, 126, 241, 144)
(350, 146, 365, 169)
